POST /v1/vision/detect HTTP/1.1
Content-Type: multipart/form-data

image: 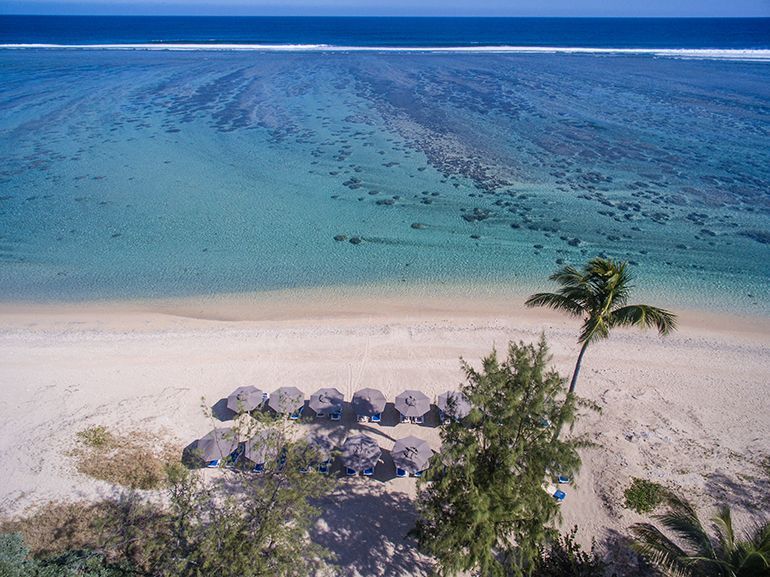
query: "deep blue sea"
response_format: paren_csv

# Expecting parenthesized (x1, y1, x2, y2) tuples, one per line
(1, 17, 769, 312)
(1, 16, 769, 49)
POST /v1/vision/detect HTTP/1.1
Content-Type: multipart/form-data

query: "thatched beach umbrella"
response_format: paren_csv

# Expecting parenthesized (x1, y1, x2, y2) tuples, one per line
(351, 388, 387, 417)
(394, 390, 431, 418)
(340, 435, 381, 472)
(437, 391, 471, 420)
(244, 430, 280, 465)
(226, 385, 265, 413)
(392, 436, 433, 474)
(268, 386, 305, 415)
(308, 387, 344, 415)
(197, 428, 238, 462)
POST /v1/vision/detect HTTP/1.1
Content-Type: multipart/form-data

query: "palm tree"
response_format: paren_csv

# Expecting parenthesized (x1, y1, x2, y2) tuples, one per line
(631, 493, 770, 576)
(525, 257, 677, 397)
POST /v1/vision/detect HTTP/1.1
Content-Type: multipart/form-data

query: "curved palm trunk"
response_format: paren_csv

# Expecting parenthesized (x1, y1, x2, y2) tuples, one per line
(553, 340, 590, 440)
(568, 340, 590, 395)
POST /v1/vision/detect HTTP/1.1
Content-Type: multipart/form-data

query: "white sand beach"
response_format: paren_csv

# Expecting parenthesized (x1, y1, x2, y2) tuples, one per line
(1, 290, 768, 575)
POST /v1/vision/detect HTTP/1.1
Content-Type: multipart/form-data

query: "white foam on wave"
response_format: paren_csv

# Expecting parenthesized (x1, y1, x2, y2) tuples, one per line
(2, 43, 770, 61)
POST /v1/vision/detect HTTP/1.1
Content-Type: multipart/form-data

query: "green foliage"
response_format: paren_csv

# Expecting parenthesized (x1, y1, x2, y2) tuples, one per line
(7, 424, 335, 577)
(624, 478, 668, 514)
(76, 426, 114, 449)
(156, 450, 334, 577)
(0, 533, 32, 577)
(414, 338, 583, 577)
(532, 526, 606, 577)
(631, 492, 770, 577)
(526, 257, 677, 346)
(0, 533, 131, 577)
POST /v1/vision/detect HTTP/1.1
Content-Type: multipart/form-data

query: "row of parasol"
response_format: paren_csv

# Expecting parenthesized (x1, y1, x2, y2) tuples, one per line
(225, 385, 471, 422)
(195, 429, 434, 477)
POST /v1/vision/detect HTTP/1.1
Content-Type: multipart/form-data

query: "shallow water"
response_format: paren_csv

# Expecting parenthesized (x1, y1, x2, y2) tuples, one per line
(0, 50, 768, 313)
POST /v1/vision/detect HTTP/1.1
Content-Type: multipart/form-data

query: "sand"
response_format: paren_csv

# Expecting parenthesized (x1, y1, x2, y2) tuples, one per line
(1, 289, 768, 575)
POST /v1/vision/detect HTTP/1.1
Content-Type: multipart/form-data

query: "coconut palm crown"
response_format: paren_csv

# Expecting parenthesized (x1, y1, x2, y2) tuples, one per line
(631, 493, 770, 577)
(526, 257, 677, 395)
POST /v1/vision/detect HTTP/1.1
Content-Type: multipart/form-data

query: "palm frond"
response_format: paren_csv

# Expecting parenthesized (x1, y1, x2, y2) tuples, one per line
(631, 522, 693, 577)
(548, 265, 585, 287)
(712, 506, 736, 557)
(524, 292, 585, 317)
(656, 494, 716, 560)
(578, 316, 609, 344)
(608, 305, 678, 336)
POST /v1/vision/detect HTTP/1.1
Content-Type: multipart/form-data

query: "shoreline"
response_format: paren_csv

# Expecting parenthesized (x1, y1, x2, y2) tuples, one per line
(1, 284, 768, 340)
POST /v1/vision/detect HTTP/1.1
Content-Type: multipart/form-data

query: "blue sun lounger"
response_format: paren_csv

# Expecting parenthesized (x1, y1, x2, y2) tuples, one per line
(362, 467, 374, 476)
(289, 406, 304, 420)
(206, 459, 220, 468)
(395, 467, 407, 478)
(371, 412, 382, 422)
(253, 463, 265, 473)
(346, 467, 357, 476)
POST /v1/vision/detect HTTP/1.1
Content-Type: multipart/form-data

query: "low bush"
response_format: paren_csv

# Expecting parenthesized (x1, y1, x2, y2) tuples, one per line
(623, 477, 668, 514)
(72, 427, 180, 490)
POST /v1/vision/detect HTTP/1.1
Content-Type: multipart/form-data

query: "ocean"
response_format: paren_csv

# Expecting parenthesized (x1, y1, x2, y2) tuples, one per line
(1, 17, 769, 312)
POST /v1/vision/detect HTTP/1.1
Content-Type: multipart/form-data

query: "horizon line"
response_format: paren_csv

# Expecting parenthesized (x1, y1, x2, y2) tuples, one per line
(3, 14, 770, 19)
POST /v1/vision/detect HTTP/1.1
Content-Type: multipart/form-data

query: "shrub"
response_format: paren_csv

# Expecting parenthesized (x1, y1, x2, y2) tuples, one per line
(1, 502, 108, 558)
(76, 426, 115, 449)
(624, 477, 668, 514)
(533, 526, 606, 577)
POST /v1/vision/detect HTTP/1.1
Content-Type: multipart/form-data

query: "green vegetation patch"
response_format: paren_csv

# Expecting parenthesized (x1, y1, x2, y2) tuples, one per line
(623, 477, 668, 514)
(76, 425, 114, 449)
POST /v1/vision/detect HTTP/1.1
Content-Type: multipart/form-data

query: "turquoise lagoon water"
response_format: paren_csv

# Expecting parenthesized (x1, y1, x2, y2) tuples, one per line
(0, 50, 769, 313)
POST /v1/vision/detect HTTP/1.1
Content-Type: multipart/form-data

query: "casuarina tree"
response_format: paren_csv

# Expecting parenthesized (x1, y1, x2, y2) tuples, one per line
(413, 338, 583, 577)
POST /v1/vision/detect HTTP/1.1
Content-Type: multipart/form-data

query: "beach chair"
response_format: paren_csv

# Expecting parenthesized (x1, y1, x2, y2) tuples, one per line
(557, 475, 571, 485)
(346, 467, 357, 476)
(330, 411, 341, 421)
(413, 470, 423, 478)
(253, 463, 265, 474)
(299, 465, 311, 474)
(289, 406, 304, 420)
(318, 461, 330, 474)
(553, 489, 566, 503)
(371, 412, 381, 423)
(396, 467, 407, 478)
(206, 459, 220, 468)
(414, 415, 424, 424)
(362, 467, 374, 476)
(537, 417, 551, 429)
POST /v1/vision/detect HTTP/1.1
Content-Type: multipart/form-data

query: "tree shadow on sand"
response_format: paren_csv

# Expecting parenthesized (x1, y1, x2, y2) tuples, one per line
(703, 469, 770, 513)
(312, 485, 434, 577)
(598, 528, 649, 577)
